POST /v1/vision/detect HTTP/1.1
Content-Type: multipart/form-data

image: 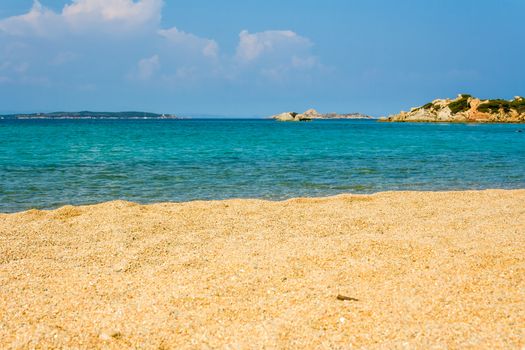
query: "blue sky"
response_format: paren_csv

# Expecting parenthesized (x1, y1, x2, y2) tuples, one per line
(0, 0, 524, 116)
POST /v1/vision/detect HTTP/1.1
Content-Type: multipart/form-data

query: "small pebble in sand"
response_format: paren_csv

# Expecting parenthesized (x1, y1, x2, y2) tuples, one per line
(337, 294, 359, 302)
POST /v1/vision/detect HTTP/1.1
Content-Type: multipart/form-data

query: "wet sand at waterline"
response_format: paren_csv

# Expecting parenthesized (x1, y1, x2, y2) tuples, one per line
(1, 190, 524, 348)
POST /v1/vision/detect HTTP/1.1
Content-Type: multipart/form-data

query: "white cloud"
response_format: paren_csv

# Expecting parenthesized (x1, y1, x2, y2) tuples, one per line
(233, 30, 321, 82)
(0, 0, 162, 36)
(62, 0, 162, 32)
(0, 1, 323, 87)
(291, 55, 318, 69)
(63, 0, 161, 22)
(0, 1, 60, 37)
(203, 41, 219, 58)
(235, 30, 312, 63)
(160, 66, 199, 84)
(159, 27, 219, 58)
(135, 54, 160, 80)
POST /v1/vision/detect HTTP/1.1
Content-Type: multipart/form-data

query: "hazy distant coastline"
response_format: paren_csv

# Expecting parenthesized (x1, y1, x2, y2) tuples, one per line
(0, 111, 180, 120)
(4, 94, 525, 123)
(0, 110, 375, 120)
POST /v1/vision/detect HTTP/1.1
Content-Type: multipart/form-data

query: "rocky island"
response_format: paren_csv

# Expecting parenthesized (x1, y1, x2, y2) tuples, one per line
(271, 109, 372, 122)
(382, 95, 525, 123)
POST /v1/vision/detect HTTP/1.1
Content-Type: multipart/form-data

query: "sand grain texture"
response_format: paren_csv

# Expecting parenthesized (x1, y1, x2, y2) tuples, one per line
(1, 190, 524, 349)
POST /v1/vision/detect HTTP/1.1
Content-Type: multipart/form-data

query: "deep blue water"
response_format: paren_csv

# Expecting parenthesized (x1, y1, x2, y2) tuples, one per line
(1, 119, 524, 213)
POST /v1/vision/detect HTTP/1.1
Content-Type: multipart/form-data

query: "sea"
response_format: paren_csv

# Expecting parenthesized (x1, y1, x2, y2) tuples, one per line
(1, 119, 524, 213)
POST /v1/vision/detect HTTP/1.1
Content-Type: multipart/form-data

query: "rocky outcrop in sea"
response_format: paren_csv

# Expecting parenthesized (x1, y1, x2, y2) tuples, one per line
(382, 95, 525, 123)
(271, 109, 372, 122)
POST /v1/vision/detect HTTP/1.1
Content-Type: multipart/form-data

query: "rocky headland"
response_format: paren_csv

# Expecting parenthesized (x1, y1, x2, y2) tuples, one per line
(382, 95, 525, 123)
(271, 109, 372, 122)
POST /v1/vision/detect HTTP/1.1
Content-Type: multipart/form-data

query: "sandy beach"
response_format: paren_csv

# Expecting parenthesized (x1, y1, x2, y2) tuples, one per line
(1, 190, 524, 349)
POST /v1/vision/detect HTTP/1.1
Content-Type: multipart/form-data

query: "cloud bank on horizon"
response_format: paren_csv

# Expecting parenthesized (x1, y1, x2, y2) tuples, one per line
(0, 0, 321, 105)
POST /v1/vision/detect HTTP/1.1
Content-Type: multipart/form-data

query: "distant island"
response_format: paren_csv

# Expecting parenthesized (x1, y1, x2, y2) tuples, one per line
(382, 95, 525, 123)
(270, 109, 372, 122)
(5, 97, 525, 123)
(0, 111, 179, 120)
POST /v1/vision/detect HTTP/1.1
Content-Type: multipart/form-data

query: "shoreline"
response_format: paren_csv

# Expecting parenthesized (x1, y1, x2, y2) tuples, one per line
(1, 189, 524, 348)
(378, 119, 525, 124)
(2, 188, 525, 215)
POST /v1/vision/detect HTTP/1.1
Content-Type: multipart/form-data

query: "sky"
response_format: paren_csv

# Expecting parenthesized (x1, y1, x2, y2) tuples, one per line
(0, 0, 524, 117)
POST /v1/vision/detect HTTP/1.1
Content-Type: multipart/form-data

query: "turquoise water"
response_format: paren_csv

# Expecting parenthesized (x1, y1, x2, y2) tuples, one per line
(1, 119, 524, 213)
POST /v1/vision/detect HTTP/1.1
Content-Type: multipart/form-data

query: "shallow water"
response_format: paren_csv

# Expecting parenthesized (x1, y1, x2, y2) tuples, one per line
(1, 119, 524, 212)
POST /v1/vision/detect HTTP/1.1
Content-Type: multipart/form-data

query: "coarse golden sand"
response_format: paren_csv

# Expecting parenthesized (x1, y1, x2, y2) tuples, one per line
(1, 190, 524, 349)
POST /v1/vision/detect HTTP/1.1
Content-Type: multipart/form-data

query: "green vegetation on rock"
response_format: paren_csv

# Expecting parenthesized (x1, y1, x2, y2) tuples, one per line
(512, 98, 525, 113)
(386, 94, 525, 123)
(478, 98, 525, 114)
(448, 95, 471, 114)
(478, 100, 511, 113)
